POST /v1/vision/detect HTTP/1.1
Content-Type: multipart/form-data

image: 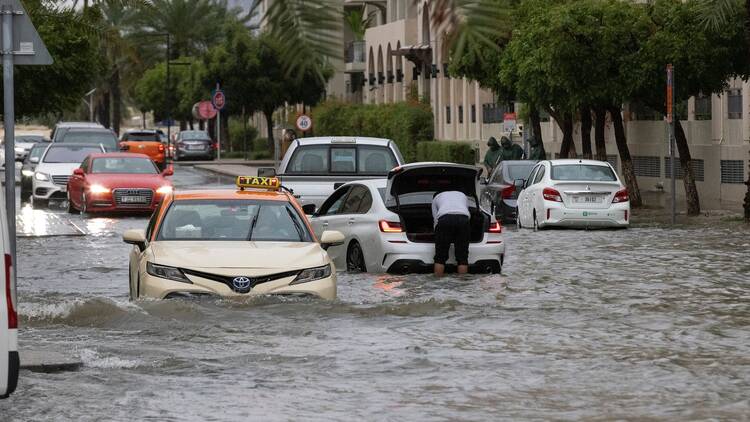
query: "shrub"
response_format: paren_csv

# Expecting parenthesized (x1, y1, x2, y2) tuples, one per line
(228, 119, 259, 152)
(313, 100, 433, 162)
(416, 141, 476, 165)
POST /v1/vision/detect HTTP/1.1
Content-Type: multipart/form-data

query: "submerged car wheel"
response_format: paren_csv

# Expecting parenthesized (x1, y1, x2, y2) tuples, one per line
(66, 192, 79, 214)
(346, 241, 367, 273)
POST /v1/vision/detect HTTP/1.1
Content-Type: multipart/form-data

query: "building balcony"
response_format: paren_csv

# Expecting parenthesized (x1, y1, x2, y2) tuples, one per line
(345, 41, 366, 73)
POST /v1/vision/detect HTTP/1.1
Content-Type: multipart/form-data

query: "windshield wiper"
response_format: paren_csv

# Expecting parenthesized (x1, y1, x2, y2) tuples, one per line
(285, 207, 305, 241)
(246, 209, 260, 240)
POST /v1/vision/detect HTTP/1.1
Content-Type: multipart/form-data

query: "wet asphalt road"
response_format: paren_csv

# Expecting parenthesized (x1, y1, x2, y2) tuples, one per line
(1, 165, 749, 421)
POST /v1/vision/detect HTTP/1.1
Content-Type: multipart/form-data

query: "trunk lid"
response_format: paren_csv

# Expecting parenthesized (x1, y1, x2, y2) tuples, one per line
(122, 141, 163, 159)
(552, 181, 622, 209)
(385, 162, 480, 211)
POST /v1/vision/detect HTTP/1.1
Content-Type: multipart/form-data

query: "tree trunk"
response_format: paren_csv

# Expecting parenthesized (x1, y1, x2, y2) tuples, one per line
(199, 120, 205, 130)
(222, 113, 230, 153)
(102, 91, 111, 129)
(580, 105, 592, 159)
(674, 120, 701, 215)
(593, 106, 607, 161)
(179, 120, 187, 131)
(264, 110, 275, 150)
(110, 67, 121, 136)
(558, 112, 574, 158)
(530, 106, 543, 144)
(189, 119, 194, 130)
(608, 105, 642, 208)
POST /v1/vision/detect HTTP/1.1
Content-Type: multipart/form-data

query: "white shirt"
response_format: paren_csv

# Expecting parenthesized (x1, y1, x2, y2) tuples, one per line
(432, 191, 470, 227)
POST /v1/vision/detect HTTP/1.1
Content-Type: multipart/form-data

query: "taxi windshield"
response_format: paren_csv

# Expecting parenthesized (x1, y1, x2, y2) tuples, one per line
(157, 199, 312, 242)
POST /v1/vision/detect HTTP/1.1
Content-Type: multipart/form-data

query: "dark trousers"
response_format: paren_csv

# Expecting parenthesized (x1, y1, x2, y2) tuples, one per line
(434, 214, 470, 265)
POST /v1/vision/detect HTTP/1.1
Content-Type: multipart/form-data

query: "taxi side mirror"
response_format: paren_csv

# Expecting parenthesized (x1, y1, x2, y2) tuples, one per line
(30, 157, 39, 164)
(514, 178, 525, 189)
(320, 230, 345, 250)
(123, 229, 147, 252)
(302, 204, 316, 215)
(258, 167, 276, 177)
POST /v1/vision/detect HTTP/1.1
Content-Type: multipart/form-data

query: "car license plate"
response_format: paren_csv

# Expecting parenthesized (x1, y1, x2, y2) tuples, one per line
(188, 145, 204, 151)
(574, 194, 602, 204)
(122, 196, 147, 203)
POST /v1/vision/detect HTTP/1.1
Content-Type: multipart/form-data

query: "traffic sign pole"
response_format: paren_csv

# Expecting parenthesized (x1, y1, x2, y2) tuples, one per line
(216, 83, 221, 161)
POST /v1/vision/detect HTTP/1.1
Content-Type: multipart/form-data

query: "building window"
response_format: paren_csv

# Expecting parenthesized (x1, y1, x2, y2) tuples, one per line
(728, 89, 742, 119)
(446, 106, 451, 124)
(695, 94, 712, 120)
(633, 156, 661, 178)
(458, 105, 464, 124)
(482, 103, 506, 124)
(720, 160, 745, 183)
(664, 158, 705, 181)
(471, 105, 476, 123)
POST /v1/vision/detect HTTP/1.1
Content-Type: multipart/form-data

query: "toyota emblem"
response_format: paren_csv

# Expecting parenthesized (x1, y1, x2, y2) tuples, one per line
(232, 276, 251, 290)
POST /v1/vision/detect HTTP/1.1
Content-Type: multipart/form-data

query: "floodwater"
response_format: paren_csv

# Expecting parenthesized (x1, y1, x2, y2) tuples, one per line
(2, 166, 749, 421)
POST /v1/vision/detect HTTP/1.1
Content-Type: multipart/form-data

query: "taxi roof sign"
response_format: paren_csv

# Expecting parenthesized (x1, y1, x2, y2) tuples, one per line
(236, 176, 281, 191)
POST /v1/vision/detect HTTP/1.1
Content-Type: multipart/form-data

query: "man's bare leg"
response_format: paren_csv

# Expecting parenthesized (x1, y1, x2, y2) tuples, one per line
(457, 265, 468, 274)
(434, 263, 445, 277)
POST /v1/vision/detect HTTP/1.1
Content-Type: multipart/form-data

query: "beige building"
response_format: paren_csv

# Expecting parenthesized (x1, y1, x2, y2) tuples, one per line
(255, 0, 749, 207)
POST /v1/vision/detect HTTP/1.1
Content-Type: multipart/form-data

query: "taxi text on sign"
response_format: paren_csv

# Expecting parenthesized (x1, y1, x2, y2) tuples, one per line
(236, 176, 281, 190)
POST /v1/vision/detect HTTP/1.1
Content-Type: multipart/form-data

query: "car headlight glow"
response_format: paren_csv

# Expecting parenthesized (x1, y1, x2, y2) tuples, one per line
(34, 172, 49, 181)
(146, 262, 192, 283)
(290, 264, 331, 285)
(156, 185, 173, 195)
(88, 184, 110, 194)
(22, 169, 35, 177)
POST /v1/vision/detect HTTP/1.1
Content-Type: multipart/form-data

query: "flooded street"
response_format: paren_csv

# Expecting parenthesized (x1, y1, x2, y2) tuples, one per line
(2, 166, 749, 421)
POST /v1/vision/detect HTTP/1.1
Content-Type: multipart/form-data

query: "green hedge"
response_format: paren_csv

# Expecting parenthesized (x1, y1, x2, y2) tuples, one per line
(228, 119, 259, 152)
(416, 141, 476, 165)
(313, 100, 433, 162)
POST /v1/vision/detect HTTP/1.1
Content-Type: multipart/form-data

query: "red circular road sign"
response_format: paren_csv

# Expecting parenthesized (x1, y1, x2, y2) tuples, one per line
(196, 101, 217, 120)
(295, 114, 312, 132)
(212, 90, 226, 110)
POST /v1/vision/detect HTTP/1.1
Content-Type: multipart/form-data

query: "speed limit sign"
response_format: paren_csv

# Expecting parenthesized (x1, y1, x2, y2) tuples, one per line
(296, 114, 312, 132)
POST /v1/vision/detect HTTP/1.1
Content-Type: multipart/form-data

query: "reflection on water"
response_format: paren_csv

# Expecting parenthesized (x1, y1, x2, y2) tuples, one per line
(3, 167, 750, 420)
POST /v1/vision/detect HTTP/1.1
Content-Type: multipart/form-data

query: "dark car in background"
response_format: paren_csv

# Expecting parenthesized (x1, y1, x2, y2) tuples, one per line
(56, 127, 119, 152)
(20, 143, 50, 202)
(174, 130, 215, 161)
(480, 160, 538, 223)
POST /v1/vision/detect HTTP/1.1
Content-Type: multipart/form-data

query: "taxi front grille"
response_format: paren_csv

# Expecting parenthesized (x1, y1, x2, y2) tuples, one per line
(181, 269, 300, 293)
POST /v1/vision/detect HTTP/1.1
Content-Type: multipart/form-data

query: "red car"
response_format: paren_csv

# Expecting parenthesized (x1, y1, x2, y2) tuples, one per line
(66, 153, 174, 214)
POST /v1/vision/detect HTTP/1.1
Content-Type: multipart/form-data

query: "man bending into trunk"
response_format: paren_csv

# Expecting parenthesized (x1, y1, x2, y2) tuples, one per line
(432, 190, 471, 276)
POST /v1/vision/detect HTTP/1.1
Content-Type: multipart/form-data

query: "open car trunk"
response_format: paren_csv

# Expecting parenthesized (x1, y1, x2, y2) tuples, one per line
(386, 163, 488, 243)
(398, 204, 488, 243)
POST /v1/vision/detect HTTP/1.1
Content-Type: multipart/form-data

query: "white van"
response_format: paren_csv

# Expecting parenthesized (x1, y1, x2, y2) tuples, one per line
(0, 190, 18, 398)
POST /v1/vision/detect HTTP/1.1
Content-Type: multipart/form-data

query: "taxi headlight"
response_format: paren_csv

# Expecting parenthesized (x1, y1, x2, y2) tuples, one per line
(34, 172, 49, 181)
(147, 262, 192, 284)
(290, 264, 331, 285)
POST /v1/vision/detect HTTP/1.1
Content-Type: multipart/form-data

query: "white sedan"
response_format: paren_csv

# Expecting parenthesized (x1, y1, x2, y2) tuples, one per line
(308, 163, 505, 274)
(517, 159, 630, 229)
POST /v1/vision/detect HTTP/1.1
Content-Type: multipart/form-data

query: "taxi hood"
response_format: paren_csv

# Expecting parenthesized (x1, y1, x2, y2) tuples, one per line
(150, 241, 327, 271)
(385, 162, 481, 209)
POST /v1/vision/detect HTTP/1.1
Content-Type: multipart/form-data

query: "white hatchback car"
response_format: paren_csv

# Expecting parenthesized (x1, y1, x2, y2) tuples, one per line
(0, 190, 18, 399)
(309, 163, 505, 274)
(517, 159, 630, 229)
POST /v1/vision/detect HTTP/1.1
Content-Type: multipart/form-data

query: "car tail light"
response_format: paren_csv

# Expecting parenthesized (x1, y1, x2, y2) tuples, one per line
(501, 185, 515, 199)
(158, 144, 165, 152)
(379, 220, 403, 233)
(612, 188, 629, 203)
(5, 254, 16, 329)
(487, 221, 502, 233)
(211, 142, 218, 150)
(543, 187, 562, 202)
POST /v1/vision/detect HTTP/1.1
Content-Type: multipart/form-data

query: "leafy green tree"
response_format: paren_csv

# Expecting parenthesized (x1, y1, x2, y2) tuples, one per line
(0, 1, 104, 117)
(631, 0, 750, 215)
